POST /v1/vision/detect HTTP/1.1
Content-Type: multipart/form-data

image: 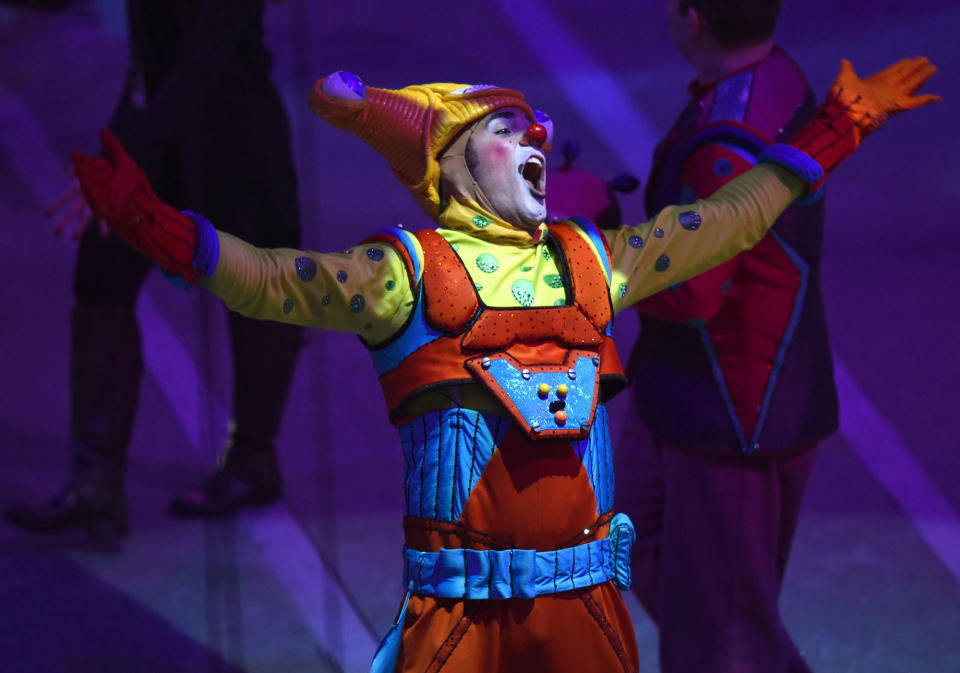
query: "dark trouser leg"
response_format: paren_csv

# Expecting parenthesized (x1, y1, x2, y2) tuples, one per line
(170, 87, 303, 517)
(227, 311, 302, 462)
(5, 227, 149, 538)
(67, 304, 143, 537)
(656, 445, 817, 673)
(778, 448, 819, 673)
(168, 314, 302, 516)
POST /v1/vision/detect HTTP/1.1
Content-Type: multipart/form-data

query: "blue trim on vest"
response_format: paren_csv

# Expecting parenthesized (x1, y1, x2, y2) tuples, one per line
(712, 141, 759, 167)
(402, 518, 634, 600)
(565, 216, 611, 284)
(689, 230, 809, 454)
(574, 404, 614, 516)
(369, 283, 444, 376)
(400, 409, 509, 522)
(684, 124, 768, 163)
(184, 210, 219, 277)
(369, 226, 422, 285)
(749, 231, 809, 453)
(708, 69, 754, 124)
(691, 319, 749, 453)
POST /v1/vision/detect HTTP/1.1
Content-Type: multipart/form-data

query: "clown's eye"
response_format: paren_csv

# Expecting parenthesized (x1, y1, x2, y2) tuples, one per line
(495, 127, 511, 135)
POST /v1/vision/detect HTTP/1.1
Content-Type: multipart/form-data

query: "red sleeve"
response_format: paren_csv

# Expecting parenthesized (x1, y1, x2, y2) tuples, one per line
(636, 142, 756, 324)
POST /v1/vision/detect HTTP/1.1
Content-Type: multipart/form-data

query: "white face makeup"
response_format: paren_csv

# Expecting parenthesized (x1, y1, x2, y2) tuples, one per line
(466, 107, 547, 231)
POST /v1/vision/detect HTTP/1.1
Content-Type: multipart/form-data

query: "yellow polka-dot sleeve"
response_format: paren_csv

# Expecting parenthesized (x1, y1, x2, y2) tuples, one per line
(198, 232, 416, 345)
(605, 163, 804, 315)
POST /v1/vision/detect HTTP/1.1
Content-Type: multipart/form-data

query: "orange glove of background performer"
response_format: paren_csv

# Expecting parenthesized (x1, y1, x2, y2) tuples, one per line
(790, 57, 941, 187)
(72, 129, 199, 283)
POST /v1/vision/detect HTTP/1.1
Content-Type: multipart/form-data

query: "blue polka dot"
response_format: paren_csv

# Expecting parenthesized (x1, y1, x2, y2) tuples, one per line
(295, 257, 317, 282)
(282, 298, 294, 314)
(655, 254, 670, 272)
(629, 235, 644, 248)
(679, 210, 701, 231)
(654, 227, 664, 238)
(336, 270, 348, 283)
(321, 294, 331, 306)
(349, 294, 365, 313)
(714, 157, 734, 177)
(366, 247, 384, 262)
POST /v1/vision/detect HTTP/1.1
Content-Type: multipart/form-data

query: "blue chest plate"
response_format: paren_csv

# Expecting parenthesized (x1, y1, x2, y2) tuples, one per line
(465, 349, 602, 441)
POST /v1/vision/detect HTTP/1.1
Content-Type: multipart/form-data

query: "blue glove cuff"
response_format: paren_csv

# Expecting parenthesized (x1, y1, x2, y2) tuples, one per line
(183, 210, 220, 277)
(759, 143, 824, 183)
(758, 143, 825, 204)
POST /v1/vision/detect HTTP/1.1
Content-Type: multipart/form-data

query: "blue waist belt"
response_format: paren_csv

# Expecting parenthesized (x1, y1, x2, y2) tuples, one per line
(402, 513, 636, 599)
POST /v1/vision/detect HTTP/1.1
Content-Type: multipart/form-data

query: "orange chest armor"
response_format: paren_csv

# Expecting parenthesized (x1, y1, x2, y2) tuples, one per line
(363, 218, 627, 440)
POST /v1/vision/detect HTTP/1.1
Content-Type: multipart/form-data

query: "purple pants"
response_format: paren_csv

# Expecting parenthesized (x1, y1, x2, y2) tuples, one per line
(616, 436, 817, 673)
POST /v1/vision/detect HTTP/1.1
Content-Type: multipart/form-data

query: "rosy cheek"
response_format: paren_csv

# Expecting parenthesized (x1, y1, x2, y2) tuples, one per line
(479, 142, 512, 167)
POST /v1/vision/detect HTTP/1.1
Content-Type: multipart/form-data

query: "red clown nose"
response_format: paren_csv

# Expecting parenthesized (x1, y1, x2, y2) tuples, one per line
(522, 123, 548, 148)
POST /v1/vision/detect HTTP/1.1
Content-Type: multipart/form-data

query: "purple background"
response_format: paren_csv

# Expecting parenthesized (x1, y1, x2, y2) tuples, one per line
(1, 1, 958, 671)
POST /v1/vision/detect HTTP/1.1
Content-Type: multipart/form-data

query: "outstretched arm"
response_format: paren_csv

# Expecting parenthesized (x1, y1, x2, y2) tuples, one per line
(607, 56, 939, 314)
(607, 162, 803, 314)
(72, 129, 415, 344)
(200, 228, 414, 343)
(631, 141, 754, 323)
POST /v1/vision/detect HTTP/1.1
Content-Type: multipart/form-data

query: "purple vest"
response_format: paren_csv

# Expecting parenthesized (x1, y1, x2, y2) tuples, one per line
(631, 47, 838, 454)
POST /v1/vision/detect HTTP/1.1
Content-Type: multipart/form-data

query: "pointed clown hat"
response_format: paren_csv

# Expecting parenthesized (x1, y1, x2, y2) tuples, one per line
(309, 71, 552, 218)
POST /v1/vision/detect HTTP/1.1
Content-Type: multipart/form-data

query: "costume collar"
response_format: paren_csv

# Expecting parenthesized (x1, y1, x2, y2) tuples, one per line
(436, 196, 546, 247)
(687, 45, 780, 99)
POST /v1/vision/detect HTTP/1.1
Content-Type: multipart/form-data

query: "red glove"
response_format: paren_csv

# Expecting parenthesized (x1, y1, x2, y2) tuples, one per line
(72, 129, 199, 283)
(790, 57, 940, 189)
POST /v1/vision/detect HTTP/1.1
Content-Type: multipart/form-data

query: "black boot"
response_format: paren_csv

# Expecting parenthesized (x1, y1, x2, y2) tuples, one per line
(4, 306, 141, 539)
(169, 315, 301, 517)
(4, 445, 129, 539)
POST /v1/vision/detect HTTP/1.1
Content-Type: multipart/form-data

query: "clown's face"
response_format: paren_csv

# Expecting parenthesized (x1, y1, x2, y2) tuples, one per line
(467, 107, 547, 231)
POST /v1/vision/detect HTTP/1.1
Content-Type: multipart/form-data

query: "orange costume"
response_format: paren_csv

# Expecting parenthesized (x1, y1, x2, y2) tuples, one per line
(70, 61, 938, 672)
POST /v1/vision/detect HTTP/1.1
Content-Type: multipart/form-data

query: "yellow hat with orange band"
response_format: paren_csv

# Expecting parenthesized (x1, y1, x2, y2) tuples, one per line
(308, 72, 552, 218)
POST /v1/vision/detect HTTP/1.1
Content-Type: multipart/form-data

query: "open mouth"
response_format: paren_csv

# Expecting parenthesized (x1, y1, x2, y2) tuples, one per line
(519, 155, 546, 199)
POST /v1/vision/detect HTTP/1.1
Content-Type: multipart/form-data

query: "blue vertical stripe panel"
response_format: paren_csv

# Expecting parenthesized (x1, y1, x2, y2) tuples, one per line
(573, 404, 614, 515)
(399, 409, 509, 521)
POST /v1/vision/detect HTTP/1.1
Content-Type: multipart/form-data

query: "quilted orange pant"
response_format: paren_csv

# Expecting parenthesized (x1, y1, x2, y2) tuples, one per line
(395, 425, 639, 672)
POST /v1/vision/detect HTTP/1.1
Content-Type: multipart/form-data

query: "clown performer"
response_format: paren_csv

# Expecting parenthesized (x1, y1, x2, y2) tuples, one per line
(68, 58, 937, 672)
